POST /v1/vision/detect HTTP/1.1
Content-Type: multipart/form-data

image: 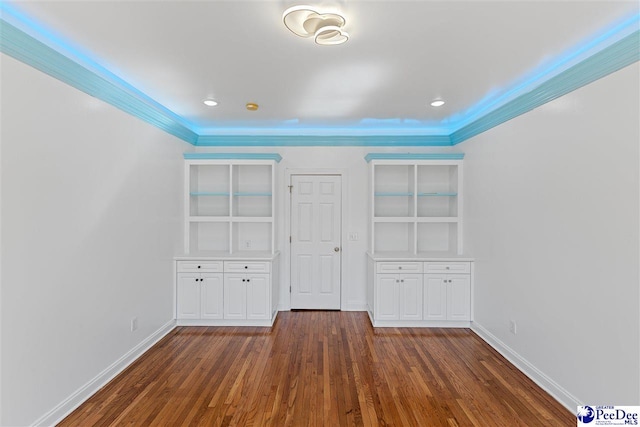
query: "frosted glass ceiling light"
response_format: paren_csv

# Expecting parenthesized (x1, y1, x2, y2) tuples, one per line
(203, 99, 218, 106)
(430, 100, 445, 107)
(283, 5, 349, 46)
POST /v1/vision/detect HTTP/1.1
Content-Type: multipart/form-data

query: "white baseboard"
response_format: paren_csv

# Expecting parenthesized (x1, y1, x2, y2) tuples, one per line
(345, 301, 367, 311)
(471, 321, 581, 412)
(276, 304, 367, 312)
(33, 319, 177, 427)
(277, 303, 290, 312)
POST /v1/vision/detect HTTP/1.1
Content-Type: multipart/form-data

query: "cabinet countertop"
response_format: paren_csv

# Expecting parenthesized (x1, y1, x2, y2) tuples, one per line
(368, 252, 474, 262)
(175, 251, 280, 261)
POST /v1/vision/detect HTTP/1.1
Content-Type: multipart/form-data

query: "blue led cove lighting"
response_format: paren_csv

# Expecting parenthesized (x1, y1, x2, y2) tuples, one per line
(1, 3, 638, 146)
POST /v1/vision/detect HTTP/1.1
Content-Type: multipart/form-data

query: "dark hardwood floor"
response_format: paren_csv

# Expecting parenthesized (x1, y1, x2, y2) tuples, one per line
(59, 312, 574, 426)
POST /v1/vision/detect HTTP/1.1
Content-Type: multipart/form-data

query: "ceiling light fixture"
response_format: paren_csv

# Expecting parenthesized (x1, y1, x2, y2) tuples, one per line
(430, 99, 445, 107)
(246, 103, 259, 111)
(283, 5, 349, 46)
(203, 99, 218, 107)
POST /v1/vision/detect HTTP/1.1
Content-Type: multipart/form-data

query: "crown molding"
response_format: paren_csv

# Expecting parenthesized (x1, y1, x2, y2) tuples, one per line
(1, 5, 638, 148)
(450, 30, 640, 145)
(0, 18, 198, 144)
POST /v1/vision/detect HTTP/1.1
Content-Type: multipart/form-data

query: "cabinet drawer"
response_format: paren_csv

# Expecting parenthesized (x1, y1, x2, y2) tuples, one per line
(376, 262, 423, 274)
(224, 261, 271, 273)
(177, 261, 223, 273)
(424, 262, 470, 274)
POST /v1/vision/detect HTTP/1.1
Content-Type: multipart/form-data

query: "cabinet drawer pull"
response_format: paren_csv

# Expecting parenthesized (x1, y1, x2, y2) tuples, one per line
(198, 265, 201, 269)
(244, 266, 248, 269)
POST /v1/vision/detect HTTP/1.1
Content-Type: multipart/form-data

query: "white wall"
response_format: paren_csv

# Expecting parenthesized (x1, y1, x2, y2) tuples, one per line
(462, 63, 639, 407)
(1, 55, 186, 426)
(192, 145, 460, 311)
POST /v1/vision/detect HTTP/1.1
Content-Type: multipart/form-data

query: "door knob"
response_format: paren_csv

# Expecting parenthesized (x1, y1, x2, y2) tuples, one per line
(334, 247, 340, 252)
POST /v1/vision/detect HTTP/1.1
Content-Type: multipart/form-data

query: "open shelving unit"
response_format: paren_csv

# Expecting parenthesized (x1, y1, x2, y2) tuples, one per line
(366, 153, 464, 255)
(183, 153, 282, 254)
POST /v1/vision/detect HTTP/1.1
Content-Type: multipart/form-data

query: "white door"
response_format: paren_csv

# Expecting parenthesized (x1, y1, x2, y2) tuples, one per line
(290, 175, 342, 309)
(177, 273, 200, 319)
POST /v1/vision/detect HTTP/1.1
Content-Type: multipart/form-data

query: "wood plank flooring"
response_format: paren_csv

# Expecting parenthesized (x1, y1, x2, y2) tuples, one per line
(59, 312, 574, 426)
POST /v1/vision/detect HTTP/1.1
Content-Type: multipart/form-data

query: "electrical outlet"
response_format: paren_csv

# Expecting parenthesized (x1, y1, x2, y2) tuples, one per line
(348, 232, 358, 241)
(131, 317, 138, 332)
(509, 320, 517, 335)
(244, 240, 252, 249)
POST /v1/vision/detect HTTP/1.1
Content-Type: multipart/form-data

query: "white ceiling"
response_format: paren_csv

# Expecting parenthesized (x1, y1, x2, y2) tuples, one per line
(6, 0, 639, 133)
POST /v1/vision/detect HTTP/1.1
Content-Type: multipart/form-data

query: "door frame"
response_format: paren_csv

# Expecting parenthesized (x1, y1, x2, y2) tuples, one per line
(283, 168, 349, 311)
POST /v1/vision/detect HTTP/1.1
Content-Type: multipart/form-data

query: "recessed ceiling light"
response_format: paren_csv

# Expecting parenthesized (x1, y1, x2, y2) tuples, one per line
(430, 99, 445, 107)
(203, 99, 218, 107)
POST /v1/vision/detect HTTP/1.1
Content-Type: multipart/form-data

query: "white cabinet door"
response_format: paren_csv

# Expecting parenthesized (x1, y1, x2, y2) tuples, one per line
(201, 273, 224, 319)
(399, 274, 423, 320)
(424, 274, 447, 321)
(224, 274, 247, 320)
(447, 275, 471, 321)
(376, 275, 399, 320)
(246, 274, 270, 320)
(177, 273, 201, 319)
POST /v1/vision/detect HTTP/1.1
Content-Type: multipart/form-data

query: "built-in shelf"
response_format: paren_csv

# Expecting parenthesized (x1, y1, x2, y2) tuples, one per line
(373, 217, 459, 223)
(367, 153, 464, 255)
(230, 217, 273, 223)
(233, 192, 272, 197)
(188, 216, 232, 222)
(416, 217, 459, 223)
(375, 192, 414, 197)
(417, 192, 458, 197)
(190, 192, 230, 197)
(184, 154, 280, 254)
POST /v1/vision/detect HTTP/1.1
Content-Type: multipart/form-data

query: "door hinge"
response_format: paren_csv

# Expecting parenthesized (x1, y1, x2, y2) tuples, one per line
(289, 236, 292, 243)
(288, 185, 293, 193)
(289, 286, 292, 293)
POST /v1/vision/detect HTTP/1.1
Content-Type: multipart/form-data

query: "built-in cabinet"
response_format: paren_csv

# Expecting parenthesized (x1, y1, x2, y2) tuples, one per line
(177, 153, 282, 327)
(223, 262, 271, 320)
(175, 257, 279, 326)
(367, 257, 473, 327)
(375, 273, 423, 321)
(365, 153, 473, 328)
(176, 274, 224, 319)
(423, 262, 471, 321)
